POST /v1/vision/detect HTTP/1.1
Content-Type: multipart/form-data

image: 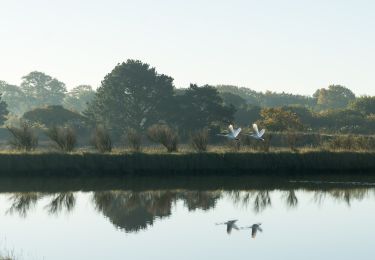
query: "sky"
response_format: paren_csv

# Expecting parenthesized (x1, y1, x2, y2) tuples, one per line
(0, 0, 374, 95)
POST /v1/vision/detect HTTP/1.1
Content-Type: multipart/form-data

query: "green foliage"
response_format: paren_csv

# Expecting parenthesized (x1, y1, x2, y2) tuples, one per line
(147, 124, 178, 152)
(46, 126, 77, 152)
(91, 126, 112, 153)
(234, 104, 261, 126)
(316, 109, 365, 132)
(85, 60, 175, 133)
(63, 85, 95, 113)
(314, 85, 355, 110)
(7, 122, 38, 151)
(174, 84, 235, 132)
(349, 96, 375, 115)
(20, 71, 67, 107)
(23, 105, 85, 128)
(259, 107, 303, 132)
(0, 93, 9, 125)
(0, 81, 28, 115)
(220, 92, 246, 107)
(190, 129, 209, 152)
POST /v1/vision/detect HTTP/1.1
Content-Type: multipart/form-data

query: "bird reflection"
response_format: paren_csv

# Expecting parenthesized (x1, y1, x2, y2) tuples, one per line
(241, 223, 263, 238)
(216, 220, 239, 234)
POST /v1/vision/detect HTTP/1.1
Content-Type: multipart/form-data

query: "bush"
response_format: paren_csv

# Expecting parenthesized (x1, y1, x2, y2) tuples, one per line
(190, 129, 208, 152)
(46, 126, 77, 152)
(7, 122, 38, 151)
(147, 124, 178, 152)
(91, 126, 112, 153)
(227, 139, 241, 152)
(126, 128, 142, 152)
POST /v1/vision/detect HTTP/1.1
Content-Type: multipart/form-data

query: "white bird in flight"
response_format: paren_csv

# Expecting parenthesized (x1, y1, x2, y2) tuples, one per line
(248, 124, 265, 141)
(217, 125, 241, 140)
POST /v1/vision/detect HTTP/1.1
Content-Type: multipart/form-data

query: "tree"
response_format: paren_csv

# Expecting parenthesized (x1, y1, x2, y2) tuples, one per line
(20, 71, 67, 108)
(23, 105, 85, 128)
(0, 93, 9, 125)
(0, 81, 28, 115)
(313, 85, 355, 110)
(220, 92, 246, 108)
(234, 104, 261, 126)
(173, 84, 235, 132)
(259, 107, 303, 132)
(63, 85, 95, 113)
(85, 60, 175, 133)
(349, 96, 375, 115)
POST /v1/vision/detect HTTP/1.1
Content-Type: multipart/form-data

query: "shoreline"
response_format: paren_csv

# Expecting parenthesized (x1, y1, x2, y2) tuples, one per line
(0, 151, 374, 176)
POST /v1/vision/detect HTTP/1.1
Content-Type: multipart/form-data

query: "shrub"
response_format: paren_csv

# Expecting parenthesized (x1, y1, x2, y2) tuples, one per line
(227, 139, 241, 152)
(147, 124, 178, 152)
(126, 128, 142, 152)
(91, 126, 112, 153)
(7, 122, 38, 151)
(46, 126, 77, 152)
(190, 129, 208, 152)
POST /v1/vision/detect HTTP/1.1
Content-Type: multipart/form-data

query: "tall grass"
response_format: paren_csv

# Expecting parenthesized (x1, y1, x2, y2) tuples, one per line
(91, 126, 112, 153)
(284, 132, 299, 152)
(7, 122, 38, 151)
(46, 126, 77, 152)
(147, 124, 178, 152)
(327, 135, 375, 151)
(190, 129, 208, 152)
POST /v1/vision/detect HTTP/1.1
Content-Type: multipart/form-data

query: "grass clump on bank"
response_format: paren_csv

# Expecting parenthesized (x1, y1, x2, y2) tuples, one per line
(147, 124, 178, 152)
(46, 126, 77, 152)
(91, 126, 112, 153)
(6, 122, 38, 151)
(190, 129, 208, 152)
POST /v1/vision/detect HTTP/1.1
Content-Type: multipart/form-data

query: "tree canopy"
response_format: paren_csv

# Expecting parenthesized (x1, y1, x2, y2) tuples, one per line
(63, 85, 95, 113)
(21, 71, 67, 108)
(85, 60, 175, 133)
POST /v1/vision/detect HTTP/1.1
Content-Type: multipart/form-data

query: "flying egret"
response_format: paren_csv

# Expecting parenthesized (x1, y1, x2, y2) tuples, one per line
(217, 124, 241, 140)
(215, 219, 239, 234)
(247, 124, 265, 141)
(240, 223, 263, 238)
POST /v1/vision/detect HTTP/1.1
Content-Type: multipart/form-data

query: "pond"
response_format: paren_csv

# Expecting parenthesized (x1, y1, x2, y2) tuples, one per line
(0, 176, 374, 260)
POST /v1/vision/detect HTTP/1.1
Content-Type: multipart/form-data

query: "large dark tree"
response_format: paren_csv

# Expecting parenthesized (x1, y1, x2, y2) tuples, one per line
(85, 60, 175, 133)
(174, 84, 235, 132)
(20, 71, 67, 108)
(0, 93, 9, 125)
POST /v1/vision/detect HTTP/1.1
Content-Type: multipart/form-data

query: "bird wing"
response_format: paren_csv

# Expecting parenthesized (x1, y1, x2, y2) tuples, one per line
(228, 124, 234, 134)
(258, 227, 263, 232)
(258, 129, 265, 137)
(252, 124, 259, 135)
(233, 127, 241, 137)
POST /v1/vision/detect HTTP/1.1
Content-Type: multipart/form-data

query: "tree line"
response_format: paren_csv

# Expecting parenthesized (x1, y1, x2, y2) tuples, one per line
(0, 59, 374, 136)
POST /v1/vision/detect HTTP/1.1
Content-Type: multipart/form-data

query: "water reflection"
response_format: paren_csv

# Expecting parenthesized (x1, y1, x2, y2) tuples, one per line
(4, 177, 375, 233)
(240, 223, 263, 238)
(216, 220, 239, 234)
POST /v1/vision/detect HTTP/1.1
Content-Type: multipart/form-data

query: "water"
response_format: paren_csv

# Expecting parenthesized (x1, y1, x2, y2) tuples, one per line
(0, 176, 374, 260)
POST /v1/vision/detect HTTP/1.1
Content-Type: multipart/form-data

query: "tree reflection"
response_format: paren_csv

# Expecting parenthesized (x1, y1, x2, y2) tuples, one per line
(45, 192, 76, 214)
(7, 192, 44, 217)
(4, 185, 375, 232)
(92, 190, 221, 232)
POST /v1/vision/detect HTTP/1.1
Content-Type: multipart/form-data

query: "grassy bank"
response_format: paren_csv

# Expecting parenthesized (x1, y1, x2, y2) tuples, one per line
(0, 151, 375, 176)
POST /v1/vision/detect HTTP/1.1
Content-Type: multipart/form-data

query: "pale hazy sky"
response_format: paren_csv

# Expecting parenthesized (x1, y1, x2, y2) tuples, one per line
(1, 0, 374, 95)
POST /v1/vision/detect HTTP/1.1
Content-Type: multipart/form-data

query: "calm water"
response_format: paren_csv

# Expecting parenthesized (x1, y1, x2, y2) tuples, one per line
(0, 176, 375, 260)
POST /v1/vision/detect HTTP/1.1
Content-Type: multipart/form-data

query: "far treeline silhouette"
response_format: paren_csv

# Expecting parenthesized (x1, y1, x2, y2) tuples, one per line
(0, 59, 374, 140)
